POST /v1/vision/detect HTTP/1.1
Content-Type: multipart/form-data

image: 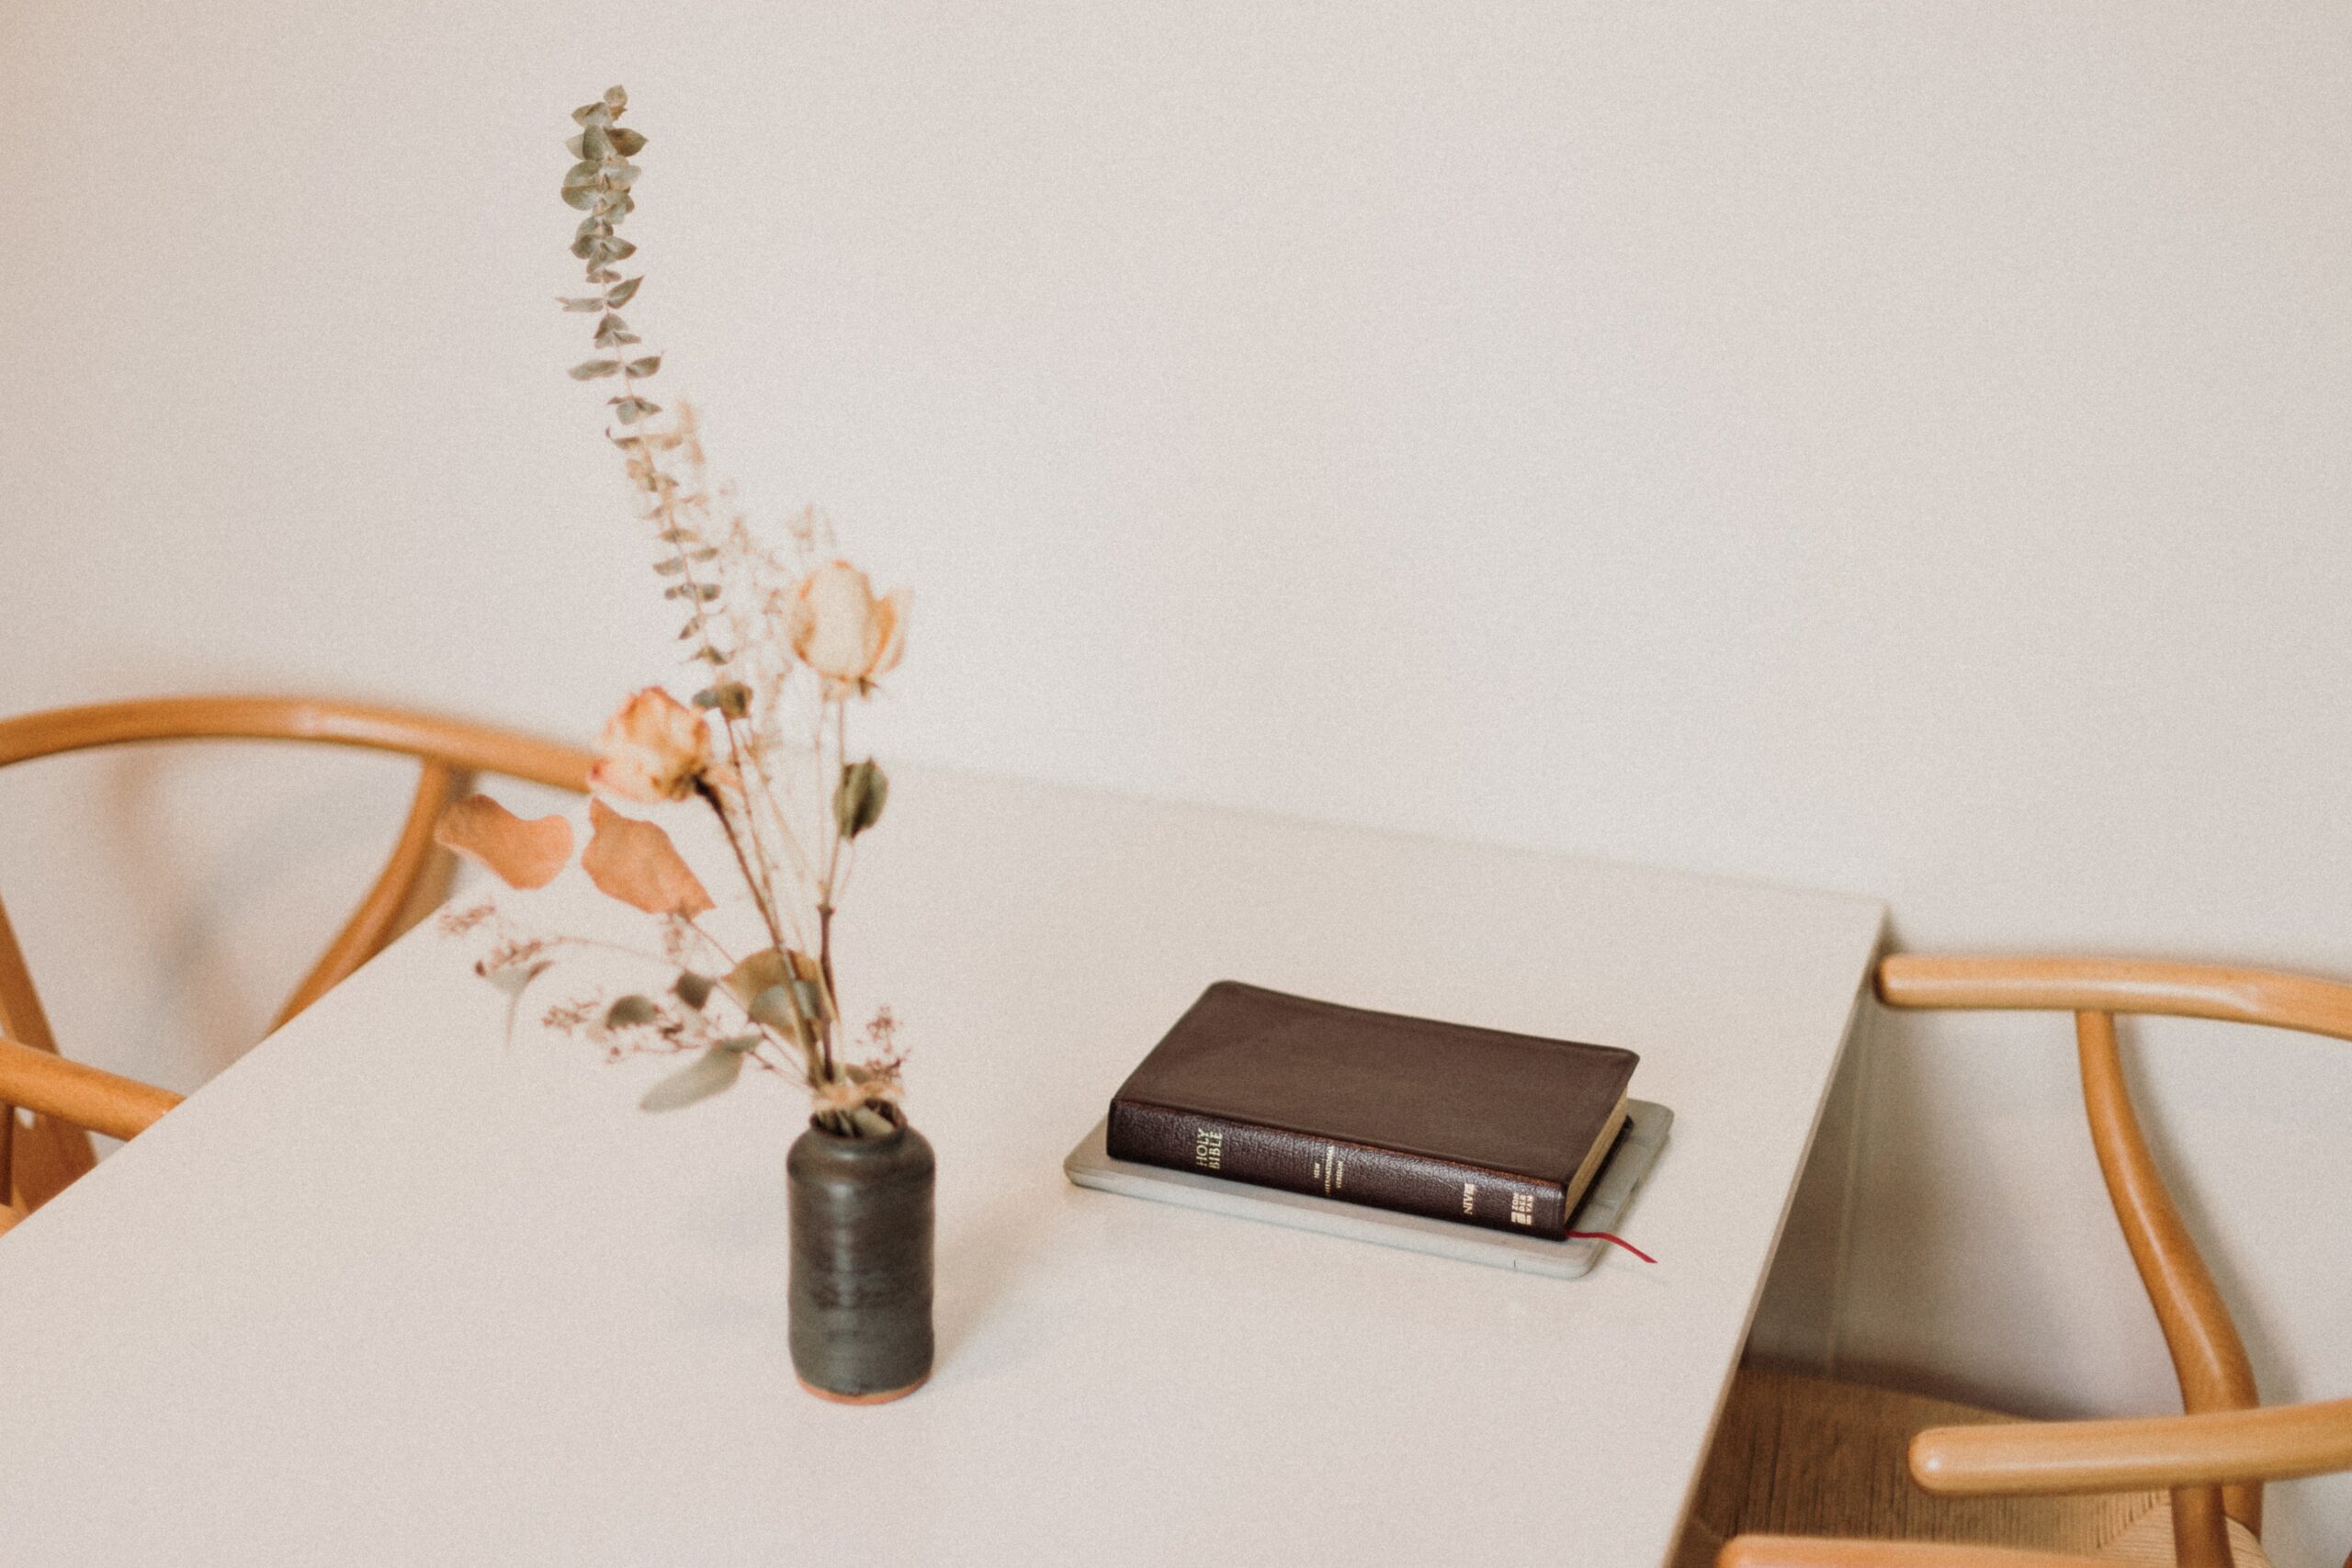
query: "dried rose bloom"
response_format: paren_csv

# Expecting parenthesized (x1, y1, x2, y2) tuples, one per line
(589, 687, 713, 803)
(788, 561, 909, 698)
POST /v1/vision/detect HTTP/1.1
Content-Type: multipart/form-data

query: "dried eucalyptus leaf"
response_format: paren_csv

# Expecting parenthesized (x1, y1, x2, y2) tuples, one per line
(570, 359, 620, 379)
(483, 959, 554, 1043)
(608, 127, 647, 156)
(604, 85, 628, 109)
(639, 1042, 746, 1111)
(605, 994, 659, 1028)
(747, 986, 811, 1039)
(692, 682, 750, 717)
(612, 398, 661, 423)
(604, 276, 642, 307)
(652, 557, 685, 575)
(558, 296, 605, 311)
(481, 960, 551, 998)
(673, 971, 716, 1010)
(625, 355, 661, 377)
(563, 160, 602, 188)
(580, 125, 611, 160)
(561, 184, 597, 211)
(834, 759, 889, 839)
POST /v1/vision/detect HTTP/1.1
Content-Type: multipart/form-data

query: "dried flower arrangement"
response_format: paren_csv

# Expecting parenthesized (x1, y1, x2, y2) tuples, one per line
(435, 85, 910, 1136)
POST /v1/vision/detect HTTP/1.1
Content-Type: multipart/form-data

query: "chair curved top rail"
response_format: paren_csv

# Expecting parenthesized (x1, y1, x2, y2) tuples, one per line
(1911, 1396, 2352, 1498)
(1878, 955, 2352, 1044)
(0, 695, 593, 792)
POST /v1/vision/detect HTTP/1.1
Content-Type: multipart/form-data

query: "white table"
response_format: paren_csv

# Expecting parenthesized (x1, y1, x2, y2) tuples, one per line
(0, 768, 1883, 1566)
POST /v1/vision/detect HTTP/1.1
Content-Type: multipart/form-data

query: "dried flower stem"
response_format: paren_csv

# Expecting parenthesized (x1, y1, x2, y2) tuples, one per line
(535, 84, 905, 1134)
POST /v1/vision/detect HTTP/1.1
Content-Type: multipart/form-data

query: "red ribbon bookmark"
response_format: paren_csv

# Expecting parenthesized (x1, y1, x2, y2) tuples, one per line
(1567, 1231, 1657, 1264)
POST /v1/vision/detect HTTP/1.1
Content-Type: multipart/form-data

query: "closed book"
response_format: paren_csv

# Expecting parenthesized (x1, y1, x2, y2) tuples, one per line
(1106, 982, 1637, 1239)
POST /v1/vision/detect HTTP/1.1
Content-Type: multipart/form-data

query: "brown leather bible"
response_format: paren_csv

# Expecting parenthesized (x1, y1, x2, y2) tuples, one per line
(1106, 982, 1637, 1239)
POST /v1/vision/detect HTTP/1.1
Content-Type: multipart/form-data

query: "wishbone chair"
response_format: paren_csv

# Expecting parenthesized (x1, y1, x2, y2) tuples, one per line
(0, 696, 591, 1222)
(1695, 956, 2352, 1568)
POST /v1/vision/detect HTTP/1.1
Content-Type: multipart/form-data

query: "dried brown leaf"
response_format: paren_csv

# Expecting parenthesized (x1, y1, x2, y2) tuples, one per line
(582, 799, 714, 917)
(433, 795, 573, 889)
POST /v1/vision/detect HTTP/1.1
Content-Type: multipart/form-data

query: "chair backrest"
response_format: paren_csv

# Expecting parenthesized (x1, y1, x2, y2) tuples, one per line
(1877, 955, 2352, 1567)
(0, 696, 590, 1214)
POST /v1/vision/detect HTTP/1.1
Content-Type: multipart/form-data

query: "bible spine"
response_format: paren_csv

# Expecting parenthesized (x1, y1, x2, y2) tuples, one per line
(1106, 1099, 1568, 1238)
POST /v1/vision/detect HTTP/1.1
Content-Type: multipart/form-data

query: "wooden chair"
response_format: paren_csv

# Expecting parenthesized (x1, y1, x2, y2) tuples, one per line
(0, 696, 591, 1224)
(1685, 956, 2352, 1568)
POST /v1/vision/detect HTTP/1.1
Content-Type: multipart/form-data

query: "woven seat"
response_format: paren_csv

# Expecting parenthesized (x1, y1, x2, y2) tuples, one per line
(1679, 1370, 2279, 1566)
(2095, 1507, 2268, 1568)
(1684, 1370, 2156, 1559)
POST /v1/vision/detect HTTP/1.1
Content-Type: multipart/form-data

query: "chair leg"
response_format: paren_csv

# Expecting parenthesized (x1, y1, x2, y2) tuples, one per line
(7, 1103, 98, 1213)
(2169, 1486, 2235, 1568)
(0, 896, 97, 1211)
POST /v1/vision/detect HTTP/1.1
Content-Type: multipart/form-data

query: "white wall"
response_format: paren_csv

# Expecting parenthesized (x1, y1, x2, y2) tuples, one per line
(6, 3, 2349, 1556)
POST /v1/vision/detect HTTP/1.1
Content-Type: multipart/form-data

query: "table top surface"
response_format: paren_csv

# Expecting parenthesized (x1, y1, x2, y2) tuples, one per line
(0, 767, 1883, 1567)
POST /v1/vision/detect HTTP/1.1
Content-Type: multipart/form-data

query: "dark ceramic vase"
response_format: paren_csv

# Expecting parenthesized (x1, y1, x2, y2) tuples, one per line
(786, 1119, 935, 1404)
